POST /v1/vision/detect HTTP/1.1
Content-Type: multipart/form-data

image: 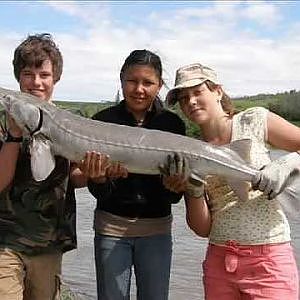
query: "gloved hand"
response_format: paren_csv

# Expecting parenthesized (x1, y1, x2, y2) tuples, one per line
(252, 152, 300, 199)
(159, 153, 205, 198)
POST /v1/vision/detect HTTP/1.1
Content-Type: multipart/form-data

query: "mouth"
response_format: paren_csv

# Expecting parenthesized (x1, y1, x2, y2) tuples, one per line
(30, 90, 44, 95)
(132, 97, 146, 103)
(189, 108, 203, 115)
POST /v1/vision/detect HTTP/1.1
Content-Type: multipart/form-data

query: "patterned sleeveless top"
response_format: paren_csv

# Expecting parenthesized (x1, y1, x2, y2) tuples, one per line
(208, 107, 290, 245)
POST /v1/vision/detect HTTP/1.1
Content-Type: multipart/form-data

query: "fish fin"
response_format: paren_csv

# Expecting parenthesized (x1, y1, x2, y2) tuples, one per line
(30, 136, 55, 181)
(277, 169, 300, 220)
(191, 169, 251, 201)
(226, 139, 252, 163)
(227, 179, 251, 201)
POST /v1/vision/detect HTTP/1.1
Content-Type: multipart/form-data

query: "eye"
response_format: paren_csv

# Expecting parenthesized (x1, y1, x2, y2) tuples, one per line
(143, 80, 155, 87)
(40, 72, 52, 79)
(22, 71, 33, 77)
(193, 90, 202, 97)
(125, 79, 137, 84)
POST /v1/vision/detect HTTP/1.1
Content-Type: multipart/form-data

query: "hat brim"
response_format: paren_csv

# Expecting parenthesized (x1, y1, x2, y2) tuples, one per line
(166, 78, 208, 106)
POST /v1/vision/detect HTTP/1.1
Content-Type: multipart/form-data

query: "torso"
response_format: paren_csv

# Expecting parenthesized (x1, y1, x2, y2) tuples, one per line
(0, 139, 76, 254)
(207, 107, 290, 245)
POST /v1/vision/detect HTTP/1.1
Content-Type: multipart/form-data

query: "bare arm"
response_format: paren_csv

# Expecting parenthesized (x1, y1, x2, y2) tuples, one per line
(267, 112, 300, 151)
(163, 172, 211, 238)
(185, 195, 211, 237)
(0, 115, 22, 192)
(0, 143, 21, 192)
(251, 112, 300, 199)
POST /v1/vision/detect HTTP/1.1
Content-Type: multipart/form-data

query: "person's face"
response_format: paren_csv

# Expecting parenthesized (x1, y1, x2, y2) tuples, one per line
(121, 65, 162, 118)
(178, 82, 223, 125)
(19, 59, 55, 102)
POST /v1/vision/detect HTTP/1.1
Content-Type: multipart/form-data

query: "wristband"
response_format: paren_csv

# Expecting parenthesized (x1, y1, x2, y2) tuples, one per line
(4, 131, 23, 143)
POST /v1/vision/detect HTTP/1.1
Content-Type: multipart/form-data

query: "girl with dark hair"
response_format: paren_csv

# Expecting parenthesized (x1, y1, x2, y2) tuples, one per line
(82, 49, 186, 299)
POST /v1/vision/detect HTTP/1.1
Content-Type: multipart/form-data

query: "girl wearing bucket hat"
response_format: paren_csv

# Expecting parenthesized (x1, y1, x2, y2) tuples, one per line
(163, 62, 300, 299)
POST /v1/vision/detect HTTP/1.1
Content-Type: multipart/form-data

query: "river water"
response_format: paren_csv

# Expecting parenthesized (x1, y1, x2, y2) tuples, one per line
(62, 187, 300, 300)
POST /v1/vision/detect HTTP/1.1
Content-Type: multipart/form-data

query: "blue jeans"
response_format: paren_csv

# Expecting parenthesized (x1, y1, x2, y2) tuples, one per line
(94, 233, 172, 300)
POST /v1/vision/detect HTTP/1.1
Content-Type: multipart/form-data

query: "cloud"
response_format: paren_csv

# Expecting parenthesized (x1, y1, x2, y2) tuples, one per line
(0, 32, 25, 91)
(241, 2, 282, 27)
(46, 1, 112, 28)
(0, 1, 299, 102)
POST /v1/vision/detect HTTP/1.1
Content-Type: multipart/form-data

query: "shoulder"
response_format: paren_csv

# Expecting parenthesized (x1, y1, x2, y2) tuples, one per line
(232, 107, 270, 141)
(237, 106, 268, 117)
(92, 105, 119, 122)
(235, 107, 269, 123)
(153, 109, 186, 135)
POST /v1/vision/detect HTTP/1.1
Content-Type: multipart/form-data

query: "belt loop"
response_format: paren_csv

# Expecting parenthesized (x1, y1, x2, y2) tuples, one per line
(226, 240, 238, 248)
(261, 244, 268, 254)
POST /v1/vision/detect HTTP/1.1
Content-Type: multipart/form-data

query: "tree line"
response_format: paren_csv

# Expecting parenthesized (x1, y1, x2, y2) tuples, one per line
(0, 89, 299, 139)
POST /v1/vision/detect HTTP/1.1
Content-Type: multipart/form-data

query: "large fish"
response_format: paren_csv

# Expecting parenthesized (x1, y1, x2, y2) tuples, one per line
(0, 86, 299, 215)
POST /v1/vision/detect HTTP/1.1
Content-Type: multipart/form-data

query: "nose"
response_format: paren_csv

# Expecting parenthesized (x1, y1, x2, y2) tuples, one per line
(135, 83, 144, 93)
(32, 75, 42, 86)
(188, 95, 198, 106)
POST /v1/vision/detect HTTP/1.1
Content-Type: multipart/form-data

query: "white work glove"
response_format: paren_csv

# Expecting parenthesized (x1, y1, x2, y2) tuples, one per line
(159, 153, 205, 198)
(252, 152, 300, 199)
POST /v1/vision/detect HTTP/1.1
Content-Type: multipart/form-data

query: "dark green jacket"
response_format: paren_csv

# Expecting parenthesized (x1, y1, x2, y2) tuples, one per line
(0, 139, 76, 255)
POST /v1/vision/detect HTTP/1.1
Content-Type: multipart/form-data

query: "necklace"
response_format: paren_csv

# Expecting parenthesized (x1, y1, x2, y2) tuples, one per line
(137, 119, 144, 126)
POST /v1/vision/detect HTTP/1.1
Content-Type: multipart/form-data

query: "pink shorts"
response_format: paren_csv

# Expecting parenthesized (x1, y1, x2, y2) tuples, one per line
(202, 241, 299, 300)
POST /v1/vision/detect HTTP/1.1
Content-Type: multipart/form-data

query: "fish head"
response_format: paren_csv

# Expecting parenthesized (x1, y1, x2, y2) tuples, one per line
(0, 92, 41, 135)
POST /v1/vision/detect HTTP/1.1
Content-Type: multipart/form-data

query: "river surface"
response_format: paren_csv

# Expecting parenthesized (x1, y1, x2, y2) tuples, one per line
(62, 187, 300, 300)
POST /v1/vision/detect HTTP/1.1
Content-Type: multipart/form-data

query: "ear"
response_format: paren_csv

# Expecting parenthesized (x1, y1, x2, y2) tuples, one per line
(158, 79, 163, 89)
(216, 86, 223, 99)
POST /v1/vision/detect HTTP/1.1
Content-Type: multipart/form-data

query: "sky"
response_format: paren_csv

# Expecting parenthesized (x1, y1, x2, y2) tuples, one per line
(0, 0, 300, 102)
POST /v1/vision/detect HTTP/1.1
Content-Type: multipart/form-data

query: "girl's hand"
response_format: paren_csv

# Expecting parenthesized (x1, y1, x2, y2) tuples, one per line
(160, 153, 204, 197)
(163, 173, 187, 194)
(106, 162, 128, 179)
(79, 151, 111, 183)
(252, 152, 300, 199)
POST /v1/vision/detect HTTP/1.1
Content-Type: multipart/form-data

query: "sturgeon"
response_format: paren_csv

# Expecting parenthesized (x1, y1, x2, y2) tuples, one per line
(0, 86, 299, 211)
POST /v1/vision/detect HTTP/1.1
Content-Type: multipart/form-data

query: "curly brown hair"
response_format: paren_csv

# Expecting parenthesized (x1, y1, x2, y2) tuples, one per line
(13, 33, 63, 83)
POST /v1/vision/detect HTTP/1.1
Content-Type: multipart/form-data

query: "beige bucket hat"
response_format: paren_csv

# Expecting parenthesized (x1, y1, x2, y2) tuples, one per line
(166, 63, 220, 106)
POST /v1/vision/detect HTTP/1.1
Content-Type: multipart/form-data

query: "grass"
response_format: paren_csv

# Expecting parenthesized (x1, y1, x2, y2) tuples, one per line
(292, 121, 300, 127)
